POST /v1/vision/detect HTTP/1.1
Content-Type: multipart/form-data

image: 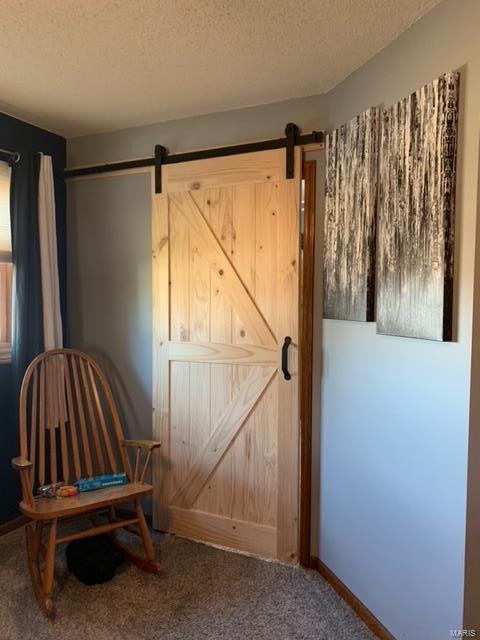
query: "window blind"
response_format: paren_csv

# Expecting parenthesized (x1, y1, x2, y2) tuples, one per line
(0, 161, 12, 262)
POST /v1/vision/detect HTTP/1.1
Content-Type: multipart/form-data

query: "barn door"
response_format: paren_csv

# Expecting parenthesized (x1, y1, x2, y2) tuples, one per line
(152, 149, 301, 562)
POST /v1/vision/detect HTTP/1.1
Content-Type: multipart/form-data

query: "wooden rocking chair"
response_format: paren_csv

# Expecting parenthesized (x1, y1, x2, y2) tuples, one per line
(11, 348, 161, 618)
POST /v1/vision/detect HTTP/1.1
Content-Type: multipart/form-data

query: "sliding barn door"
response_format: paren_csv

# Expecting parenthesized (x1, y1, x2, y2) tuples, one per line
(152, 149, 301, 562)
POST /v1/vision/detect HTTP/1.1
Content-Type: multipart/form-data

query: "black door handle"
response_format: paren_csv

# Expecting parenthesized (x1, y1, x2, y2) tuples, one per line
(282, 336, 292, 380)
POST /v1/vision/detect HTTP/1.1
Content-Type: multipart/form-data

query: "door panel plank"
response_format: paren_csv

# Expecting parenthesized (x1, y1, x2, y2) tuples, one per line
(232, 185, 257, 344)
(276, 150, 301, 562)
(170, 361, 191, 497)
(168, 341, 277, 366)
(228, 189, 265, 522)
(250, 181, 279, 526)
(255, 182, 279, 333)
(171, 366, 276, 508)
(169, 505, 276, 558)
(195, 361, 233, 516)
(170, 200, 190, 342)
(202, 188, 234, 515)
(164, 150, 283, 193)
(190, 195, 210, 343)
(242, 377, 278, 527)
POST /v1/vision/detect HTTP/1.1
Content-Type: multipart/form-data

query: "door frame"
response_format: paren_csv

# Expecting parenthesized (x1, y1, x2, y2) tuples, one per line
(299, 159, 316, 567)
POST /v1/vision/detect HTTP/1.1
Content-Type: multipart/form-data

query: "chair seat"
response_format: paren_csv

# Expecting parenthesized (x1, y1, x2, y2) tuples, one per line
(20, 482, 153, 520)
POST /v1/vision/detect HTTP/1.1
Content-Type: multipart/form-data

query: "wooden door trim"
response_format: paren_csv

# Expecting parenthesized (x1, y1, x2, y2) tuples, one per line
(299, 160, 316, 567)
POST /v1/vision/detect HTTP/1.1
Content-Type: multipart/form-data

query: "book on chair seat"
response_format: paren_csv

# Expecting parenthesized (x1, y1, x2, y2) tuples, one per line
(75, 472, 127, 493)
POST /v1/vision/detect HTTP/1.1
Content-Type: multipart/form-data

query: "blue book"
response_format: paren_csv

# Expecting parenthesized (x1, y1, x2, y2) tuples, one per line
(75, 472, 127, 493)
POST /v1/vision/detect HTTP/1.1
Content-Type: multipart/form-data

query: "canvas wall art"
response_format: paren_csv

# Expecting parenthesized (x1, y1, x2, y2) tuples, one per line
(323, 107, 379, 322)
(376, 71, 459, 341)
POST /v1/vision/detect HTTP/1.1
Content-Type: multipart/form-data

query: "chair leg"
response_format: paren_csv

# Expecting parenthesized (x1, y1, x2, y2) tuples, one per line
(135, 501, 155, 562)
(25, 521, 56, 618)
(115, 500, 161, 575)
(43, 520, 57, 608)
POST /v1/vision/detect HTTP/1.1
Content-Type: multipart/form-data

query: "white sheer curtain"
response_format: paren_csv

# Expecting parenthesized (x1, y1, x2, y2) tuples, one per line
(38, 154, 63, 350)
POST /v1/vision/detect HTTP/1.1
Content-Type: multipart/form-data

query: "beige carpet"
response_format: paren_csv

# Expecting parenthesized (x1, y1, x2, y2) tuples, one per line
(0, 523, 376, 640)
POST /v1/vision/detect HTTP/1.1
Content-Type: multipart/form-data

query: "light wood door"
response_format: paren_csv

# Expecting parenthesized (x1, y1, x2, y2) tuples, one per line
(152, 149, 301, 562)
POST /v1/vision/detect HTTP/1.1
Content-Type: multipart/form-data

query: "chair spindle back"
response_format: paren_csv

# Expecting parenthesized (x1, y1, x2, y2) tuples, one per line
(19, 349, 131, 490)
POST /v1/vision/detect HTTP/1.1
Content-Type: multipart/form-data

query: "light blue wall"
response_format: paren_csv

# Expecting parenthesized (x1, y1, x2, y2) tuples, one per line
(321, 0, 480, 637)
(67, 173, 153, 445)
(68, 94, 326, 166)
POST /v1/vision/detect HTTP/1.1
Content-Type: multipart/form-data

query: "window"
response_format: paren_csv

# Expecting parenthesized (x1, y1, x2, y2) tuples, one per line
(0, 161, 12, 364)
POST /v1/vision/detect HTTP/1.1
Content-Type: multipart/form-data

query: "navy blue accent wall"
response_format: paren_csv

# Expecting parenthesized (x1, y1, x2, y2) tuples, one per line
(0, 113, 66, 524)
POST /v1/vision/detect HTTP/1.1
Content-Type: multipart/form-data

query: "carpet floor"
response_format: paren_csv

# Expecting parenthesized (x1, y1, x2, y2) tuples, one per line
(0, 523, 376, 640)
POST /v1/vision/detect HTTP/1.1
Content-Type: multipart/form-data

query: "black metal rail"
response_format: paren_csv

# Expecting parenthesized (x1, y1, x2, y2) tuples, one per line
(64, 124, 324, 193)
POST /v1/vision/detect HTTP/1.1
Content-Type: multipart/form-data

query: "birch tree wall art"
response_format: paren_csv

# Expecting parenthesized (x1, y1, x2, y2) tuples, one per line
(323, 107, 379, 322)
(377, 72, 459, 341)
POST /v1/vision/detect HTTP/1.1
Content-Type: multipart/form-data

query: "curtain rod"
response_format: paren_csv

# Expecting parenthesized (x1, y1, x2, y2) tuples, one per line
(64, 125, 325, 190)
(0, 148, 20, 163)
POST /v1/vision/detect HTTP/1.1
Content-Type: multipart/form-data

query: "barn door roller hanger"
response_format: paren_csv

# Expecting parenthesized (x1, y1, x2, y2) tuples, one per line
(63, 124, 324, 190)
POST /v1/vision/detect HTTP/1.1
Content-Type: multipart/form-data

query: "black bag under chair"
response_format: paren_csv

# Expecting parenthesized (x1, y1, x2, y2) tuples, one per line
(66, 534, 126, 585)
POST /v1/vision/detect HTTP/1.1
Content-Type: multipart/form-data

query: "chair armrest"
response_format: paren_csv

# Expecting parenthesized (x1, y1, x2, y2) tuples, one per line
(11, 457, 33, 471)
(119, 440, 161, 484)
(11, 457, 34, 506)
(120, 439, 161, 451)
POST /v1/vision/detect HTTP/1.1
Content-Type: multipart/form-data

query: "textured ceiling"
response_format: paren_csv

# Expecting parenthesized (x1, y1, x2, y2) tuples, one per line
(0, 0, 441, 138)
